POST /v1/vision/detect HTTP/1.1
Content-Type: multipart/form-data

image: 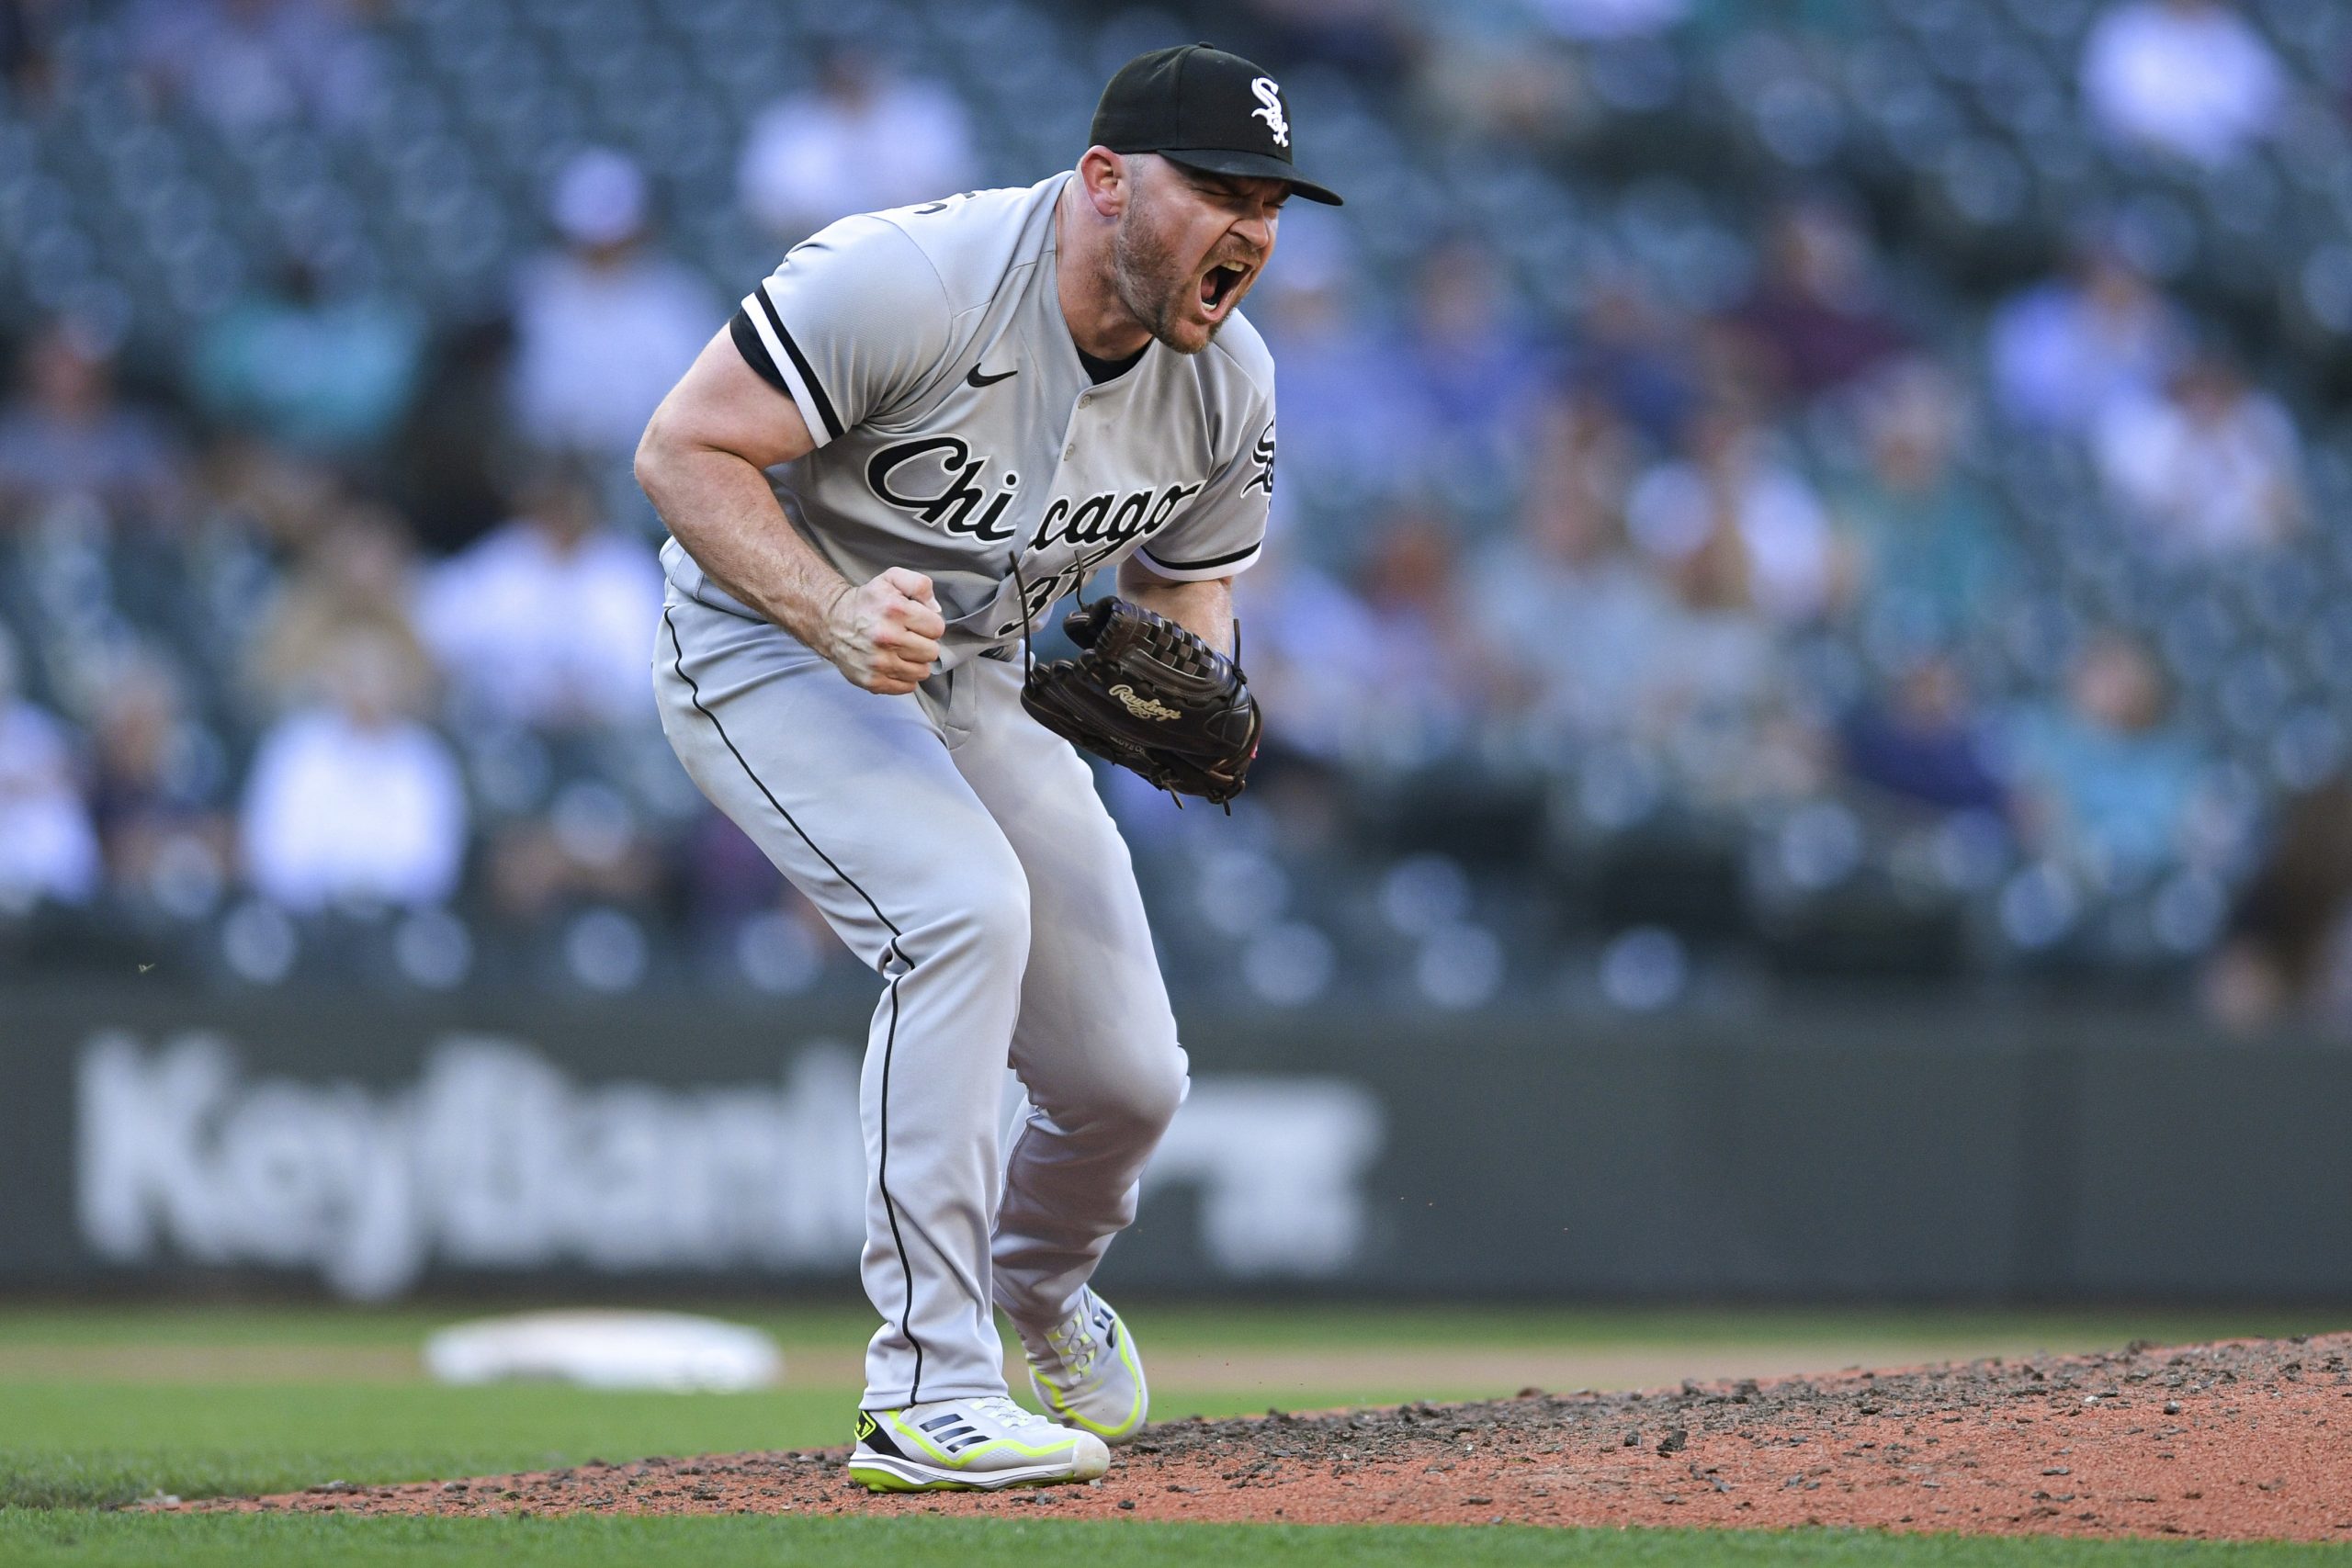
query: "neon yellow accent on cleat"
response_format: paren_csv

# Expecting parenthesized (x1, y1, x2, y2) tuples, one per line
(1029, 1293, 1148, 1442)
(880, 1408, 1075, 1464)
(1037, 1328, 1146, 1439)
(847, 1465, 1088, 1495)
(846, 1398, 1108, 1491)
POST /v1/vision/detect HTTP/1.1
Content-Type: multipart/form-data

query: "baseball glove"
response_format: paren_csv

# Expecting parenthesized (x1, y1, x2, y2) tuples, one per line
(1020, 595, 1261, 807)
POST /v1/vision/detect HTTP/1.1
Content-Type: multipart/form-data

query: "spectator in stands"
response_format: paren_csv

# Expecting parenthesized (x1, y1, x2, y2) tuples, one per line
(191, 249, 424, 458)
(680, 808, 789, 928)
(1205, 510, 1487, 777)
(1418, 29, 1587, 149)
(252, 497, 435, 717)
(2081, 0, 2282, 167)
(2004, 632, 2207, 885)
(481, 776, 662, 924)
(1988, 242, 2188, 433)
(1649, 517, 1780, 709)
(1524, 384, 1642, 556)
(509, 149, 714, 461)
(1346, 506, 1490, 762)
(1226, 528, 1389, 766)
(184, 428, 344, 554)
(1402, 242, 1551, 504)
(1238, 0, 1418, 84)
(1724, 196, 1909, 403)
(88, 649, 232, 918)
(1465, 388, 1676, 744)
(1830, 359, 2013, 660)
(1625, 399, 1836, 627)
(2203, 773, 2352, 1034)
(0, 319, 185, 529)
(1568, 270, 1699, 452)
(1252, 265, 1433, 536)
(2093, 346, 2305, 556)
(13, 0, 2349, 992)
(413, 452, 664, 732)
(0, 624, 101, 915)
(2, 0, 64, 104)
(240, 626, 467, 912)
(1839, 655, 2008, 818)
(1632, 521, 1813, 807)
(736, 44, 977, 243)
(130, 0, 379, 131)
(390, 315, 517, 555)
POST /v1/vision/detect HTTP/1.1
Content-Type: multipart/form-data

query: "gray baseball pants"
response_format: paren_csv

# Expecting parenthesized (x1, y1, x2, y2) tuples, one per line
(652, 584, 1188, 1410)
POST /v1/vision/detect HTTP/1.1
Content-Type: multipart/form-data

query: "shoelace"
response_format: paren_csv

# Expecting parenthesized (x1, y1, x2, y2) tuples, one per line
(1044, 1301, 1102, 1378)
(969, 1394, 1045, 1429)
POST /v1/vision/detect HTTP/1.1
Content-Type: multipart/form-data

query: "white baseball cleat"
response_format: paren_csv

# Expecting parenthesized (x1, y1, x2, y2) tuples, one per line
(1020, 1287, 1149, 1445)
(846, 1395, 1110, 1492)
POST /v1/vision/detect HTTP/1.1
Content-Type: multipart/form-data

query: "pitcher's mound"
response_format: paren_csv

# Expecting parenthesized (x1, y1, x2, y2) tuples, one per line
(183, 1333, 2352, 1540)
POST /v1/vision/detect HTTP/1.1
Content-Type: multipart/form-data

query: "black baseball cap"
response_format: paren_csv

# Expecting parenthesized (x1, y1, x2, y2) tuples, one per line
(1089, 44, 1343, 207)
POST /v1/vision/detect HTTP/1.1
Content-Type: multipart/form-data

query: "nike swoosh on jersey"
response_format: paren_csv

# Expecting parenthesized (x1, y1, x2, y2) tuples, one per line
(967, 364, 1018, 387)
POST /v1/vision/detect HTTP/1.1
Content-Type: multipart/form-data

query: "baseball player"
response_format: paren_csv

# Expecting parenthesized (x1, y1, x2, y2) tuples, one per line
(637, 45, 1340, 1492)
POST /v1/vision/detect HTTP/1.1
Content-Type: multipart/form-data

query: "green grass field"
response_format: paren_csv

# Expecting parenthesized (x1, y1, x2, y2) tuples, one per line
(5, 1301, 2348, 1565)
(6, 1514, 2352, 1568)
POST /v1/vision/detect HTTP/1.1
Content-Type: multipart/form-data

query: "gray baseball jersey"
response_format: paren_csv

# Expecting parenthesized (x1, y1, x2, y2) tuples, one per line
(659, 173, 1275, 663)
(652, 169, 1275, 1418)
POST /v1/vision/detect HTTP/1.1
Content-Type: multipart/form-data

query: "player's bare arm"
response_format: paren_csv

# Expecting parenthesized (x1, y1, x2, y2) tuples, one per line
(637, 332, 944, 695)
(1116, 559, 1235, 656)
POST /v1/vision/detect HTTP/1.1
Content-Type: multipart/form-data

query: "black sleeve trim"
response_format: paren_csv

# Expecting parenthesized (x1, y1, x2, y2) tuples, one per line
(752, 285, 844, 441)
(729, 308, 789, 395)
(1141, 540, 1262, 571)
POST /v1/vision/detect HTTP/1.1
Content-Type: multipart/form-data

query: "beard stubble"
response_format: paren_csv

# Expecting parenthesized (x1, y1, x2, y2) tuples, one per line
(1111, 197, 1213, 355)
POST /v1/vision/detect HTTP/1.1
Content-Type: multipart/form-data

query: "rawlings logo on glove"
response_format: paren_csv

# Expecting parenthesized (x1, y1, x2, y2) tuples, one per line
(1108, 683, 1182, 722)
(1020, 596, 1261, 807)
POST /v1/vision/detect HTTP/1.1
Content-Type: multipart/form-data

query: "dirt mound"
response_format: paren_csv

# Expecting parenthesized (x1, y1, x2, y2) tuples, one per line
(178, 1333, 2352, 1540)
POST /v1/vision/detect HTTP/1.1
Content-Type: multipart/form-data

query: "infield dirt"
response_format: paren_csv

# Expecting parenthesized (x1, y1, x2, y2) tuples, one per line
(175, 1334, 2352, 1541)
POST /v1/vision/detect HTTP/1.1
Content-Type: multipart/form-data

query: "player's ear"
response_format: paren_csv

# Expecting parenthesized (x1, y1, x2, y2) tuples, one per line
(1079, 146, 1128, 218)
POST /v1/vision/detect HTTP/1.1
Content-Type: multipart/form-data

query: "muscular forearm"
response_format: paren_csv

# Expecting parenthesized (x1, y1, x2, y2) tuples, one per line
(638, 329, 943, 695)
(638, 438, 851, 648)
(1117, 567, 1235, 655)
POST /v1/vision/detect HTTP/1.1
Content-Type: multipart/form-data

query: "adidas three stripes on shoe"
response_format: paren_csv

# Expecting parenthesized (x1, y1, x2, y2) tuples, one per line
(846, 1395, 1111, 1492)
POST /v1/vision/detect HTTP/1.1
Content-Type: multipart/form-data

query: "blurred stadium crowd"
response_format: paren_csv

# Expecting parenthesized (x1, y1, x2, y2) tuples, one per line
(7, 0, 2352, 1031)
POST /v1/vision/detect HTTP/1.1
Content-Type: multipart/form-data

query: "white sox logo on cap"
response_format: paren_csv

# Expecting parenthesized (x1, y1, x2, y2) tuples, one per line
(1250, 77, 1289, 148)
(1089, 45, 1340, 203)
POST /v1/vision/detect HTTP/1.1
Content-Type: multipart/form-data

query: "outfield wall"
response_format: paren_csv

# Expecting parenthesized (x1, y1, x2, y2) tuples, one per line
(3, 991, 2347, 1302)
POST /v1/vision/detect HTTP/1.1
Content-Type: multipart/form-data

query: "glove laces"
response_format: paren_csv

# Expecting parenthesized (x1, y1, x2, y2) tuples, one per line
(1007, 550, 1037, 681)
(1006, 550, 1249, 815)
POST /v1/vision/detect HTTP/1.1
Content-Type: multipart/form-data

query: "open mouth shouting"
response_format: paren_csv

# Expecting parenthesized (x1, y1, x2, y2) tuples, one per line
(1197, 259, 1254, 321)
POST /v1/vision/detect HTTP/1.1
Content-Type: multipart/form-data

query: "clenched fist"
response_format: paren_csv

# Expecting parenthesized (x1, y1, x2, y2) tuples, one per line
(820, 568, 944, 694)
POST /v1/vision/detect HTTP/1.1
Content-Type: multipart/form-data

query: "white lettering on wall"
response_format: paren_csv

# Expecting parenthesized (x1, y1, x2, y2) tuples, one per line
(1148, 1076, 1386, 1275)
(74, 1032, 1385, 1298)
